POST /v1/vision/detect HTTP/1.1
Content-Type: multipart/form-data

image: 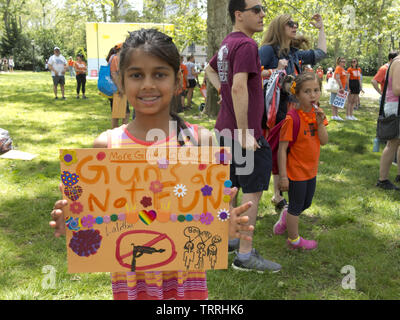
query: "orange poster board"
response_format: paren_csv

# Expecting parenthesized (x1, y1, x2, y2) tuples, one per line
(59, 147, 232, 273)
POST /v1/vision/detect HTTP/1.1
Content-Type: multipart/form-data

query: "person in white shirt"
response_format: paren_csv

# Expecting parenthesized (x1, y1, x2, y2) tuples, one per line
(185, 55, 199, 109)
(8, 56, 14, 72)
(48, 47, 67, 100)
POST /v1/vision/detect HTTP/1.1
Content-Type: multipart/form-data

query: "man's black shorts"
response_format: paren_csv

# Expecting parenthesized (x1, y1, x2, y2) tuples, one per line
(217, 134, 272, 194)
(52, 75, 65, 86)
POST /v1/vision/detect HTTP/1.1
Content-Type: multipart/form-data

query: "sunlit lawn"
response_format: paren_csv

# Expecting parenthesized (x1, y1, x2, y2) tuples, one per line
(1, 71, 399, 300)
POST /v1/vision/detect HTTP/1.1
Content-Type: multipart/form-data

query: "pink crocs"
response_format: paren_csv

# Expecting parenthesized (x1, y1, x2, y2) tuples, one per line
(273, 208, 287, 235)
(287, 237, 317, 250)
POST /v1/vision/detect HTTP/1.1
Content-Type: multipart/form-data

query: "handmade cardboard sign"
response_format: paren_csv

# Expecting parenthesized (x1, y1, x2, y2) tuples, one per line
(332, 90, 349, 109)
(59, 147, 232, 273)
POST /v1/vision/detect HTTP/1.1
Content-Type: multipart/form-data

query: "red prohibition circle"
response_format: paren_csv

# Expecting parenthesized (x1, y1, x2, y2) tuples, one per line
(115, 230, 177, 271)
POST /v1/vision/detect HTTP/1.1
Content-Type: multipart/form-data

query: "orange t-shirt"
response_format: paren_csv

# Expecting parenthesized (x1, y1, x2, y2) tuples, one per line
(334, 66, 347, 88)
(180, 63, 188, 90)
(347, 67, 362, 80)
(279, 109, 325, 181)
(373, 64, 389, 91)
(74, 61, 86, 75)
(68, 59, 74, 67)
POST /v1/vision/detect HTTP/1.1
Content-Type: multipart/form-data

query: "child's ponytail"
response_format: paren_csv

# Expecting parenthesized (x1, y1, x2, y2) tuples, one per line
(169, 112, 198, 147)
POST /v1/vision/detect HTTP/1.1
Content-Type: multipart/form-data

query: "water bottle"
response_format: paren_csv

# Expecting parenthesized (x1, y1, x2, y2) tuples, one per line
(373, 137, 380, 152)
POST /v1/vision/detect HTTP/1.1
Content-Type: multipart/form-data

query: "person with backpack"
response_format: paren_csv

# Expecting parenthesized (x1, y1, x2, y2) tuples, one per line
(376, 54, 400, 190)
(205, 0, 281, 273)
(259, 13, 327, 213)
(272, 72, 328, 250)
(108, 43, 132, 128)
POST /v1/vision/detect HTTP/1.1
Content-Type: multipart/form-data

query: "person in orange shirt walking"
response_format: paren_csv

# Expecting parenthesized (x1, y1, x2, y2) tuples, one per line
(346, 58, 363, 120)
(179, 55, 189, 111)
(68, 56, 75, 77)
(330, 57, 348, 121)
(273, 71, 328, 250)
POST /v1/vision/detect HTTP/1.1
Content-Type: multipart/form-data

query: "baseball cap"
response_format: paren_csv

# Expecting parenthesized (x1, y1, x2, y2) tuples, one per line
(54, 46, 60, 51)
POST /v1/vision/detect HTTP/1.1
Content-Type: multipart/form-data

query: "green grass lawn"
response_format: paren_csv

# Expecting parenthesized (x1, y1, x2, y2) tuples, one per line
(1, 71, 399, 300)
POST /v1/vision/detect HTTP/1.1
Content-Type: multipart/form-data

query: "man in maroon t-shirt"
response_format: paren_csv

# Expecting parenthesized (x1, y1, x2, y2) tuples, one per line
(205, 0, 280, 273)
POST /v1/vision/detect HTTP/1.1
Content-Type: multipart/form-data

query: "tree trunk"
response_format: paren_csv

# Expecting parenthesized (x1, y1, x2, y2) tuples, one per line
(334, 38, 341, 63)
(377, 0, 387, 67)
(205, 0, 231, 118)
(112, 0, 121, 22)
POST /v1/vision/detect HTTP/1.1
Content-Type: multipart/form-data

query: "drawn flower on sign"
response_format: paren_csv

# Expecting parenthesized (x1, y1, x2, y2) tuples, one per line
(200, 212, 214, 225)
(198, 164, 207, 170)
(150, 180, 163, 194)
(65, 217, 80, 231)
(96, 152, 106, 161)
(201, 185, 213, 197)
(69, 229, 102, 257)
(140, 196, 152, 208)
(60, 150, 77, 166)
(81, 215, 96, 228)
(217, 209, 230, 222)
(173, 184, 187, 198)
(214, 149, 232, 165)
(69, 201, 83, 214)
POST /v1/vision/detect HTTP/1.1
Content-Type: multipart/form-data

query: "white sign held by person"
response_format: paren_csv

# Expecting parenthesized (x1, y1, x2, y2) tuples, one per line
(332, 90, 349, 109)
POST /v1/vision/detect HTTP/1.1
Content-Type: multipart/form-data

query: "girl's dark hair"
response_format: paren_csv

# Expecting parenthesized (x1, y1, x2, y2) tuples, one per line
(293, 72, 322, 94)
(282, 74, 295, 93)
(228, 0, 246, 24)
(119, 28, 196, 146)
(106, 47, 117, 63)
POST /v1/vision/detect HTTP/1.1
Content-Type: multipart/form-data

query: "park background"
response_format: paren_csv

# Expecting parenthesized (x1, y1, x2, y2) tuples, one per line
(1, 0, 400, 300)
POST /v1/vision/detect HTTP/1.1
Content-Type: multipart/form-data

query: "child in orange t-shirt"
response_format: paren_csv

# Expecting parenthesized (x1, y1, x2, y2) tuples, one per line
(273, 72, 328, 250)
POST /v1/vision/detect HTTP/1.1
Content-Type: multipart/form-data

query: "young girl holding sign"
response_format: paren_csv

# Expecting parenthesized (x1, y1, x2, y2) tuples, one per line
(330, 57, 348, 121)
(49, 29, 254, 300)
(273, 72, 328, 250)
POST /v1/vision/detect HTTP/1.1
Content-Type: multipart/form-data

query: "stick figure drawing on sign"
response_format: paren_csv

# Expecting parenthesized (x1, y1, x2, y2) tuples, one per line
(183, 226, 200, 270)
(195, 242, 206, 270)
(207, 235, 222, 269)
(183, 241, 195, 270)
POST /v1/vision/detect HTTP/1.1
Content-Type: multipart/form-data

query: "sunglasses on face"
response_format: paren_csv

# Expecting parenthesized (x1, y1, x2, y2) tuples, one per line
(241, 5, 266, 14)
(287, 20, 299, 28)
